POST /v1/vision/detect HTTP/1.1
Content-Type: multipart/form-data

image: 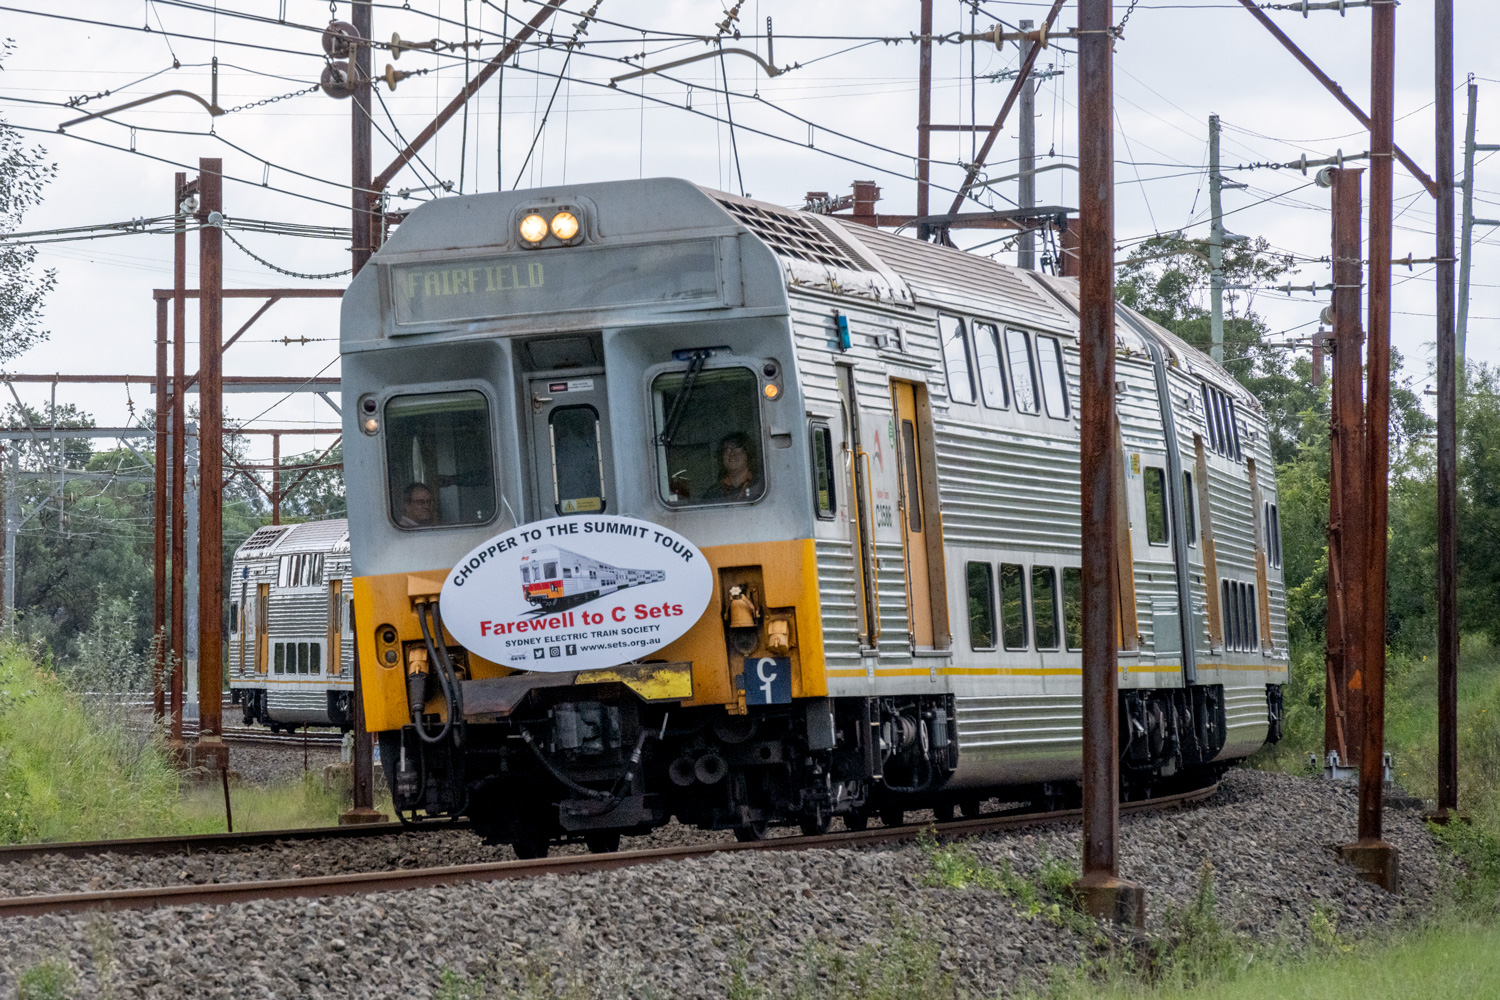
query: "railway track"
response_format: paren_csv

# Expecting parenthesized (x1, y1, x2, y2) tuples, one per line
(182, 722, 345, 749)
(0, 822, 409, 864)
(0, 783, 1216, 919)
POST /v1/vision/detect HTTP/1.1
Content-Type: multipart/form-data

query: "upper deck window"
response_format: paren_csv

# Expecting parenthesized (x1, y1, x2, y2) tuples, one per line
(1006, 329, 1040, 414)
(1037, 336, 1071, 418)
(972, 322, 1009, 410)
(938, 315, 976, 405)
(385, 390, 496, 529)
(652, 367, 765, 507)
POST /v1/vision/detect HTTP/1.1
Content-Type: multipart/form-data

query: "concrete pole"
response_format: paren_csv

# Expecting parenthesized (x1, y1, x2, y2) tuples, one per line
(1209, 114, 1225, 364)
(3, 441, 16, 632)
(185, 422, 200, 721)
(1457, 80, 1478, 365)
(170, 174, 189, 749)
(1017, 19, 1037, 271)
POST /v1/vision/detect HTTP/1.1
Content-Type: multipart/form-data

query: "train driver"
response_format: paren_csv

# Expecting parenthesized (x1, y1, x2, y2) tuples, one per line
(397, 482, 437, 527)
(704, 432, 764, 502)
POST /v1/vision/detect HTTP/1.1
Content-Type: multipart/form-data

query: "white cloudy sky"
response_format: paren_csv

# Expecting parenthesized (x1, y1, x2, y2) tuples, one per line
(2, 0, 1497, 465)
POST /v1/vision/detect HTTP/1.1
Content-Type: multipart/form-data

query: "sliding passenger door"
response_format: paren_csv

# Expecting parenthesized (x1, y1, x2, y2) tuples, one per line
(892, 381, 935, 648)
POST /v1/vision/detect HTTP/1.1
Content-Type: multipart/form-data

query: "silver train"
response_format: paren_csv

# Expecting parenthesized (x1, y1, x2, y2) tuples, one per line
(520, 544, 666, 609)
(228, 519, 355, 732)
(341, 179, 1286, 854)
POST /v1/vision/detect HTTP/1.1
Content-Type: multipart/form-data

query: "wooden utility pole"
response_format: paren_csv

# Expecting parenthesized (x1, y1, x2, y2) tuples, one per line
(1341, 0, 1399, 893)
(1074, 0, 1142, 927)
(342, 0, 384, 825)
(170, 173, 190, 751)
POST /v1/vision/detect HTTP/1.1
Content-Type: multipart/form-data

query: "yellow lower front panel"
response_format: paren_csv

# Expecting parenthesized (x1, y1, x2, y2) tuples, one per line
(353, 537, 826, 733)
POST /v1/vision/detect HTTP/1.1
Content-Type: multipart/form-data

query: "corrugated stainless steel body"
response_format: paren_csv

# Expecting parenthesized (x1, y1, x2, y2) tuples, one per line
(339, 179, 1288, 794)
(229, 519, 353, 727)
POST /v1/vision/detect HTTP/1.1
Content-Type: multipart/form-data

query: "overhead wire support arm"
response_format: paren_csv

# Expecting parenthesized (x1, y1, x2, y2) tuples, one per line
(371, 0, 568, 195)
(60, 58, 224, 129)
(945, 0, 1068, 218)
(1233, 0, 1438, 199)
(609, 44, 796, 87)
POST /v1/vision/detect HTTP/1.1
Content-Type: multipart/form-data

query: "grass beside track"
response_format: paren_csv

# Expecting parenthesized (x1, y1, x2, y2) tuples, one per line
(0, 642, 374, 843)
(1063, 921, 1500, 1000)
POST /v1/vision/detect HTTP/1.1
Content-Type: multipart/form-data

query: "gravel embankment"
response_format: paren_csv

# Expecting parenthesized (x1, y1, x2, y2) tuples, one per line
(0, 770, 1445, 999)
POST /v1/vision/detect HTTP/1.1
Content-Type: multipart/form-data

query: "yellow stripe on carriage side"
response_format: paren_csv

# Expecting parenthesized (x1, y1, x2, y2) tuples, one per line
(826, 669, 867, 678)
(874, 668, 933, 677)
(938, 666, 1084, 676)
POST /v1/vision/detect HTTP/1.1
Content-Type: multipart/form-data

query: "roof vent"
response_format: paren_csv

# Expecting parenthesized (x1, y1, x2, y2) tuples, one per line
(715, 198, 870, 272)
(239, 526, 290, 552)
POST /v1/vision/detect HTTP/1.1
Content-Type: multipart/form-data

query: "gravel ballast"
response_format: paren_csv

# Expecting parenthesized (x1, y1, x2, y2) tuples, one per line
(0, 769, 1446, 998)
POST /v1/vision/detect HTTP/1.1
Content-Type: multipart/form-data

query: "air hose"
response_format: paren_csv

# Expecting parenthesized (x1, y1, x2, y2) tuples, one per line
(414, 602, 457, 745)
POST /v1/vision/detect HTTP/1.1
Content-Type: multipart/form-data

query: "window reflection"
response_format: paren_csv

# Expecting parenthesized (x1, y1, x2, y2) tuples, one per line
(652, 367, 765, 506)
(384, 391, 496, 529)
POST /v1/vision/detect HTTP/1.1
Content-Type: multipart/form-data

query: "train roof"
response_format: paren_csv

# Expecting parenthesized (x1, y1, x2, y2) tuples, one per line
(358, 179, 1256, 406)
(234, 519, 350, 561)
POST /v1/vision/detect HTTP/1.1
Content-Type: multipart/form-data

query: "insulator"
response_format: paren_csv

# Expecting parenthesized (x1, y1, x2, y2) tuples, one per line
(322, 20, 358, 59)
(320, 62, 355, 100)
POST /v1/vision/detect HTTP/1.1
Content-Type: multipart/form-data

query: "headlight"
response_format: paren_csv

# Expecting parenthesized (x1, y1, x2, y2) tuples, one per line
(518, 213, 548, 243)
(550, 211, 580, 240)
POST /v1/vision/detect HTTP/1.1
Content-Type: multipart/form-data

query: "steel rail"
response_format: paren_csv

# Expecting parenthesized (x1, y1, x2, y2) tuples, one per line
(0, 783, 1216, 919)
(0, 822, 411, 864)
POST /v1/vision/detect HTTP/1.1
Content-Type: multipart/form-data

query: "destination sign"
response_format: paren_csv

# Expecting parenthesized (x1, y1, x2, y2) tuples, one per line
(389, 240, 721, 327)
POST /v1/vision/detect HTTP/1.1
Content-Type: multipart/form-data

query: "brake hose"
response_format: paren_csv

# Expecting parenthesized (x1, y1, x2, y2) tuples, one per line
(430, 601, 467, 747)
(414, 602, 455, 745)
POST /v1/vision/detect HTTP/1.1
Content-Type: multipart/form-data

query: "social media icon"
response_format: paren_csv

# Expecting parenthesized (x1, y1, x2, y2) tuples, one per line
(533, 648, 546, 660)
(549, 645, 561, 657)
(565, 644, 577, 656)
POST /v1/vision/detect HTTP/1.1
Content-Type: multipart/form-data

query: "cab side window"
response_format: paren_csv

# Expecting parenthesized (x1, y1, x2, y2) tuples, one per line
(652, 367, 765, 506)
(385, 390, 497, 529)
(810, 422, 837, 519)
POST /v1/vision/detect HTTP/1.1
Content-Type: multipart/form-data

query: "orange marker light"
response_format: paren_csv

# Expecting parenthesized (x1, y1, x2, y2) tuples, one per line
(763, 383, 780, 400)
(550, 211, 580, 240)
(518, 213, 547, 243)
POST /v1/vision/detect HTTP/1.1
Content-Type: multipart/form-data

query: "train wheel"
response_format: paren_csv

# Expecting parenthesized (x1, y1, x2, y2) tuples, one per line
(932, 802, 955, 823)
(584, 830, 621, 854)
(512, 824, 551, 860)
(842, 813, 869, 832)
(799, 811, 831, 837)
(879, 807, 905, 829)
(733, 821, 768, 842)
(960, 798, 983, 819)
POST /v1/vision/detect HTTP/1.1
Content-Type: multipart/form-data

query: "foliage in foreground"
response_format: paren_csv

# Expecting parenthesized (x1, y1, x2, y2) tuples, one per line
(0, 641, 359, 844)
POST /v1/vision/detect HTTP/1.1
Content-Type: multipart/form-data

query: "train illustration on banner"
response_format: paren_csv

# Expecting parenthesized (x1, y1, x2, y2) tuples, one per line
(520, 545, 666, 611)
(340, 178, 1287, 858)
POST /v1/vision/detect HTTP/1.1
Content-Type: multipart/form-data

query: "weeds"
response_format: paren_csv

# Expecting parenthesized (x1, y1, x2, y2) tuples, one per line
(15, 960, 74, 1000)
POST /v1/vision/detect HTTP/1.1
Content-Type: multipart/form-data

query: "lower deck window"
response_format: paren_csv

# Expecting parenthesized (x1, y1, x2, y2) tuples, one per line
(652, 367, 765, 506)
(1031, 566, 1059, 650)
(1000, 563, 1028, 650)
(966, 562, 996, 650)
(272, 641, 322, 675)
(1062, 568, 1083, 651)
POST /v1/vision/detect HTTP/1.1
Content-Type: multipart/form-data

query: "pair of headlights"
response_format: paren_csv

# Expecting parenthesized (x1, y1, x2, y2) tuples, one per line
(519, 210, 579, 244)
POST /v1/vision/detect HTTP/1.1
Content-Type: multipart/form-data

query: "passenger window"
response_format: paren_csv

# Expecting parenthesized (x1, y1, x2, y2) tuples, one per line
(1005, 329, 1039, 414)
(1000, 563, 1028, 650)
(938, 314, 976, 404)
(1143, 467, 1169, 545)
(1062, 567, 1083, 651)
(1268, 503, 1281, 567)
(810, 423, 837, 519)
(652, 367, 765, 506)
(310, 642, 322, 675)
(298, 641, 310, 675)
(1248, 583, 1259, 648)
(1184, 471, 1197, 546)
(900, 420, 922, 533)
(966, 562, 996, 650)
(229, 602, 239, 635)
(1036, 336, 1070, 418)
(1031, 566, 1059, 650)
(972, 322, 1009, 409)
(274, 643, 285, 675)
(549, 405, 605, 514)
(385, 390, 496, 529)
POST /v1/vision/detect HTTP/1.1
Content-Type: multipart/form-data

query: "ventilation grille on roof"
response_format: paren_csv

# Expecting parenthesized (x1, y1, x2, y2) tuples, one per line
(240, 526, 289, 553)
(716, 198, 869, 271)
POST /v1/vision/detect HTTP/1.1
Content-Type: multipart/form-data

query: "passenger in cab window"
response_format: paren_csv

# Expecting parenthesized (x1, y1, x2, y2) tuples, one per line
(398, 483, 437, 528)
(704, 432, 764, 502)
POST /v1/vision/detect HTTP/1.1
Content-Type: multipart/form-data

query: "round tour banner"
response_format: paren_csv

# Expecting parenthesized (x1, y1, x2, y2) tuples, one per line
(440, 514, 714, 672)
